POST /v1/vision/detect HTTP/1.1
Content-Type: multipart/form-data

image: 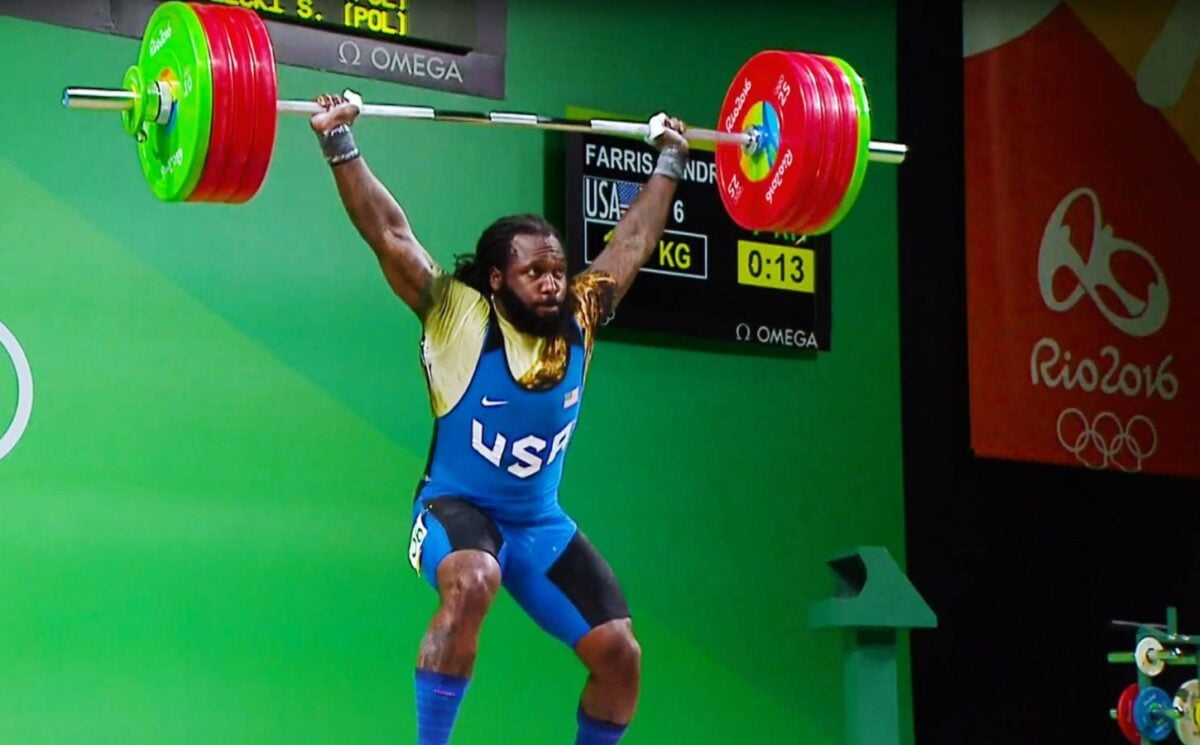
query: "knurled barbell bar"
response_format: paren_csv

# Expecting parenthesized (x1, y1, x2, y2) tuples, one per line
(62, 1, 907, 235)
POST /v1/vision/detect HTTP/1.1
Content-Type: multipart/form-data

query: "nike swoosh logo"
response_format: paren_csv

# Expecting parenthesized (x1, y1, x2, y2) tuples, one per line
(481, 397, 509, 407)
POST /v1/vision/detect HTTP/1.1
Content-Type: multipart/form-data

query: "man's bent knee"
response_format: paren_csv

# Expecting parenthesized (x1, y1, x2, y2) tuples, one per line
(437, 550, 501, 618)
(580, 619, 641, 682)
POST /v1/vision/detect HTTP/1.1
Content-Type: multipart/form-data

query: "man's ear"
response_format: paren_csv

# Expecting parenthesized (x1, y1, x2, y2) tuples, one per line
(489, 267, 503, 293)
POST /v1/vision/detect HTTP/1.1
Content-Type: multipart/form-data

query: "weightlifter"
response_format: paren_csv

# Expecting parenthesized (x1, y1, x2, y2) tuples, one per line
(309, 92, 689, 744)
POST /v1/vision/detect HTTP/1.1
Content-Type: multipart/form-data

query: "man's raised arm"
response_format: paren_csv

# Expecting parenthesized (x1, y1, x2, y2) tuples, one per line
(311, 93, 439, 317)
(584, 116, 690, 307)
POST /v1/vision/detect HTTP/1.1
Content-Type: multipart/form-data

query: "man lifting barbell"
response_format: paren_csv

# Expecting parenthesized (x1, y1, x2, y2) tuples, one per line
(309, 92, 689, 745)
(60, 5, 911, 740)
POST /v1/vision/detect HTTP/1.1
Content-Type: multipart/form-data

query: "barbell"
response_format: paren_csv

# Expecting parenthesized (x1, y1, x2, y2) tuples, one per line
(62, 1, 907, 235)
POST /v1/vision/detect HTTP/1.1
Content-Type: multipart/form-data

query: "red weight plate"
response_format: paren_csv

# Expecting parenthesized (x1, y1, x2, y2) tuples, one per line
(805, 54, 862, 235)
(790, 54, 847, 233)
(188, 3, 236, 203)
(811, 54, 861, 233)
(786, 54, 856, 234)
(716, 51, 823, 232)
(781, 54, 833, 233)
(1117, 684, 1141, 745)
(772, 53, 829, 233)
(775, 53, 831, 233)
(230, 8, 277, 203)
(771, 52, 839, 234)
(715, 56, 759, 227)
(210, 6, 256, 202)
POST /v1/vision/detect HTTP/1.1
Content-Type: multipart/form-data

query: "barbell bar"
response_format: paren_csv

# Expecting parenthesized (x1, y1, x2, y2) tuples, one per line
(62, 86, 907, 163)
(60, 1, 908, 234)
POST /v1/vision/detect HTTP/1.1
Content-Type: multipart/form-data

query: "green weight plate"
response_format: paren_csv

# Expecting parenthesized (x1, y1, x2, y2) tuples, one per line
(136, 1, 213, 202)
(818, 56, 871, 234)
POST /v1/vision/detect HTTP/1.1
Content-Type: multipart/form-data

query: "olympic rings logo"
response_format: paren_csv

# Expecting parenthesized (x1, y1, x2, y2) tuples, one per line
(1056, 408, 1158, 472)
(0, 321, 34, 462)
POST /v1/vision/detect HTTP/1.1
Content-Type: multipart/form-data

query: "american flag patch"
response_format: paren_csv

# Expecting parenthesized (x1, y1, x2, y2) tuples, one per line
(615, 180, 642, 216)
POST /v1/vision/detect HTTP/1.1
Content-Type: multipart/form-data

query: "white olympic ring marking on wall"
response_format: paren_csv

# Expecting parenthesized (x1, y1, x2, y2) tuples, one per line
(1055, 408, 1158, 472)
(0, 321, 34, 461)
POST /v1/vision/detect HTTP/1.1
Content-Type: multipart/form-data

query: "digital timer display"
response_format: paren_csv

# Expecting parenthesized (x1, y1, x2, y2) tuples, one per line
(737, 241, 815, 293)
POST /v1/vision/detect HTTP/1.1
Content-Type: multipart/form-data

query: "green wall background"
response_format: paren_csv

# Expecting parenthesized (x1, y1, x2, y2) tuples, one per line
(0, 2, 905, 742)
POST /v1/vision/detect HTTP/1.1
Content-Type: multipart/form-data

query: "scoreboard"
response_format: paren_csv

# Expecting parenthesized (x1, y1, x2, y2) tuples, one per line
(564, 133, 833, 353)
(0, 0, 507, 98)
(186, 0, 477, 51)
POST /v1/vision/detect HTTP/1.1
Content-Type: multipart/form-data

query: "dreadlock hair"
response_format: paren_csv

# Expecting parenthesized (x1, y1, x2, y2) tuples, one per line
(453, 213, 564, 296)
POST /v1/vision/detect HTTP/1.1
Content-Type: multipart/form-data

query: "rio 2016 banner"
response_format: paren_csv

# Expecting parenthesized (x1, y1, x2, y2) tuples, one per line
(964, 0, 1199, 478)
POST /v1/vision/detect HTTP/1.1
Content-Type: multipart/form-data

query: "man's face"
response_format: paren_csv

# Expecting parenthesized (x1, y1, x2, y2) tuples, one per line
(490, 232, 570, 337)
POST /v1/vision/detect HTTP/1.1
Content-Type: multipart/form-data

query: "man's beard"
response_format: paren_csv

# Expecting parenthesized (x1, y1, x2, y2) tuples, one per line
(496, 283, 574, 338)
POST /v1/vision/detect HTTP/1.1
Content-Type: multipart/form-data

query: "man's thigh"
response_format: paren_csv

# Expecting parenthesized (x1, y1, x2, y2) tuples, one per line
(501, 516, 630, 648)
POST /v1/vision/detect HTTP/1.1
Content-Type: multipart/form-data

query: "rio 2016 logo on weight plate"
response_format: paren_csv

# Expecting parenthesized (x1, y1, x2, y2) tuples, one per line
(0, 321, 33, 462)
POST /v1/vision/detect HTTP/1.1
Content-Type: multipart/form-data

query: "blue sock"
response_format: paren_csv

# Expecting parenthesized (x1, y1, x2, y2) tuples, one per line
(575, 706, 628, 745)
(415, 669, 469, 745)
